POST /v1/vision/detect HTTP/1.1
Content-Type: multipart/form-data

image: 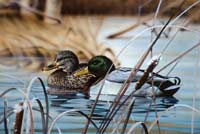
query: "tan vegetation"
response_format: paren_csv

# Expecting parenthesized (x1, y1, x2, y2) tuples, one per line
(0, 16, 119, 71)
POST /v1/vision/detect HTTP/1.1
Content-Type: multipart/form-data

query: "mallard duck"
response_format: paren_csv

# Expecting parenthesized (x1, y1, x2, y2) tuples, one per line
(43, 50, 181, 97)
(42, 50, 115, 97)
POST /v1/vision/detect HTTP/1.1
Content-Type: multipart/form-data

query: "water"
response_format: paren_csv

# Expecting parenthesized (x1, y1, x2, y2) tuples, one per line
(0, 17, 200, 133)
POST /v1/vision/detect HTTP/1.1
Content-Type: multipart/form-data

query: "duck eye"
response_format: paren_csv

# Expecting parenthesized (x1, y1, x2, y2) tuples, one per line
(92, 60, 99, 66)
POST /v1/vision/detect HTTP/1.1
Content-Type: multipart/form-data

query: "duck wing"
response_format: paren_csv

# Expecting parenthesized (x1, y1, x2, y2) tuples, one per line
(106, 67, 181, 96)
(106, 67, 143, 83)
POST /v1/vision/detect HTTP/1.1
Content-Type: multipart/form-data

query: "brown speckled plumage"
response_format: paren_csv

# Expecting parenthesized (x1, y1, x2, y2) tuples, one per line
(47, 69, 96, 93)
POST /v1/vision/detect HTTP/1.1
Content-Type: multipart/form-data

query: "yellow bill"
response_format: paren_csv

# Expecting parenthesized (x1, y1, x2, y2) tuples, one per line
(74, 67, 89, 76)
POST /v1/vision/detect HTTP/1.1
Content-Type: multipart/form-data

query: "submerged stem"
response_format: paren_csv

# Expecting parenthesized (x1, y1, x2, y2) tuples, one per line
(4, 100, 9, 134)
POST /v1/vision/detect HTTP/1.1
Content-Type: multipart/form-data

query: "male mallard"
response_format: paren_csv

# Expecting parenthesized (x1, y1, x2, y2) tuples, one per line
(43, 50, 180, 97)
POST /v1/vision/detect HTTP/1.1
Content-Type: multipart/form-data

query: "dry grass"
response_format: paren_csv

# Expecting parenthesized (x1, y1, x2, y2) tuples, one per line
(0, 15, 119, 71)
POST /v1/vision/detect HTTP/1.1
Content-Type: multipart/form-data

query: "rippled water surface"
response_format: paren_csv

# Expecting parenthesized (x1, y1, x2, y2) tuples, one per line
(0, 17, 200, 133)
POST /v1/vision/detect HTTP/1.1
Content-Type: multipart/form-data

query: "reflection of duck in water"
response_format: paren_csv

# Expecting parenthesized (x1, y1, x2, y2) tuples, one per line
(43, 50, 181, 98)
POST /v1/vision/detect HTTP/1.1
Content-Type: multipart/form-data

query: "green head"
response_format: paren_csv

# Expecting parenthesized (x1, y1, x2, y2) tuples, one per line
(75, 56, 115, 78)
(88, 56, 115, 77)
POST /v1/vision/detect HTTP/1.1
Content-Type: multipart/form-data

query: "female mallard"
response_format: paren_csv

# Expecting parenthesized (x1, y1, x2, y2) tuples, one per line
(43, 50, 180, 97)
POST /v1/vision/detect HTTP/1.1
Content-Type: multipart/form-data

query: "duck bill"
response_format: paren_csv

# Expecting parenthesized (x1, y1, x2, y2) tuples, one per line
(74, 67, 89, 76)
(42, 62, 59, 71)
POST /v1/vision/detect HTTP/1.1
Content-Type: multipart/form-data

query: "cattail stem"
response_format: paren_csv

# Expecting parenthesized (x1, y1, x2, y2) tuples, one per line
(14, 102, 24, 134)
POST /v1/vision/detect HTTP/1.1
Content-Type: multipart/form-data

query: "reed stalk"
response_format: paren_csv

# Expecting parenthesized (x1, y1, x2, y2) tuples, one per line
(98, 6, 179, 132)
(13, 102, 24, 134)
(148, 104, 200, 133)
(4, 100, 9, 134)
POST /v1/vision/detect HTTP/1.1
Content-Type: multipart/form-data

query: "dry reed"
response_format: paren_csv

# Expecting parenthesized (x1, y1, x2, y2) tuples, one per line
(0, 15, 119, 71)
